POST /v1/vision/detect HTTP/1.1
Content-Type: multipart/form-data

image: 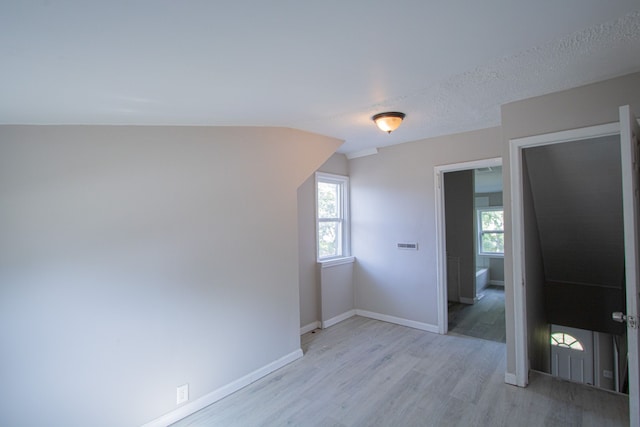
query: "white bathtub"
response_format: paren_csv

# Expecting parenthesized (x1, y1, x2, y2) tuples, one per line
(476, 267, 489, 292)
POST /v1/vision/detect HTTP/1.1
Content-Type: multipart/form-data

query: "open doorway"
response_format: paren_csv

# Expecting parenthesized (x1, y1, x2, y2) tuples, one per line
(521, 134, 627, 393)
(444, 166, 505, 343)
(510, 107, 640, 423)
(434, 157, 502, 340)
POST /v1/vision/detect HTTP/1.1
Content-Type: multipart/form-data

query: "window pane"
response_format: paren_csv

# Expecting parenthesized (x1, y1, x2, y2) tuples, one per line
(481, 232, 504, 253)
(481, 210, 503, 231)
(318, 221, 342, 258)
(550, 333, 584, 351)
(316, 173, 349, 260)
(318, 182, 340, 219)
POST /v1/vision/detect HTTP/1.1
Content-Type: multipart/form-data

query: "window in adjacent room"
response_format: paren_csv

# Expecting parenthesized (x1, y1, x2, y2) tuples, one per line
(316, 172, 350, 260)
(478, 208, 504, 255)
(550, 332, 584, 351)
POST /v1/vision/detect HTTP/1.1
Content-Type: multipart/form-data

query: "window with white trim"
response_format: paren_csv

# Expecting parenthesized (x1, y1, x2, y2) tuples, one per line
(316, 172, 350, 260)
(550, 333, 584, 351)
(477, 207, 504, 255)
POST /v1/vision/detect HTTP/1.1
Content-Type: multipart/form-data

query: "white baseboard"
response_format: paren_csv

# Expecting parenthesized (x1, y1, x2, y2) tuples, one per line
(355, 310, 439, 333)
(142, 349, 303, 427)
(459, 296, 477, 304)
(504, 372, 518, 386)
(300, 321, 321, 335)
(489, 280, 505, 286)
(322, 309, 356, 329)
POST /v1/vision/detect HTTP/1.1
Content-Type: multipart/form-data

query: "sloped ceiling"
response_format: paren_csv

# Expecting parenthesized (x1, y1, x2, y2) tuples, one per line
(1, 2, 640, 154)
(523, 135, 624, 288)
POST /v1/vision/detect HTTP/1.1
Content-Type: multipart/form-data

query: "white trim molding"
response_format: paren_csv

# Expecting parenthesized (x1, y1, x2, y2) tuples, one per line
(508, 121, 619, 389)
(504, 372, 518, 386)
(300, 321, 321, 335)
(142, 349, 303, 427)
(322, 310, 356, 329)
(319, 256, 355, 269)
(345, 147, 378, 160)
(356, 309, 439, 333)
(434, 157, 502, 336)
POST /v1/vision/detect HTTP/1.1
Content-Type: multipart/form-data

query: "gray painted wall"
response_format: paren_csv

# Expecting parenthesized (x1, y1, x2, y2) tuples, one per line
(0, 125, 340, 426)
(320, 262, 354, 323)
(522, 153, 550, 373)
(501, 70, 640, 377)
(521, 133, 624, 382)
(523, 135, 624, 287)
(350, 127, 503, 326)
(489, 258, 505, 282)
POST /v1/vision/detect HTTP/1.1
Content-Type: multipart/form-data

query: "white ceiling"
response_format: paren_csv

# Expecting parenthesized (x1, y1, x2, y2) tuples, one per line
(475, 166, 503, 194)
(2, 1, 640, 155)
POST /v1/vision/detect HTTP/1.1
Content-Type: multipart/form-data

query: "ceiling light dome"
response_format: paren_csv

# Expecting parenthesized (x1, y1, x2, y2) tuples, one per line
(372, 112, 405, 134)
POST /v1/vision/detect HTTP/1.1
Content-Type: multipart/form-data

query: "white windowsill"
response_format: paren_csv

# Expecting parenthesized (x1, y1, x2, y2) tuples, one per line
(478, 253, 504, 258)
(318, 256, 355, 268)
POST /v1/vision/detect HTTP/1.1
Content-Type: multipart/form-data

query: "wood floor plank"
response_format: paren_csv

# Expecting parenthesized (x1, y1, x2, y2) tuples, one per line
(171, 316, 628, 427)
(449, 285, 506, 343)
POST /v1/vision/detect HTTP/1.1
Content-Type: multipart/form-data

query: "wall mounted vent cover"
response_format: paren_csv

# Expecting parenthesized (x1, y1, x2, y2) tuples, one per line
(397, 242, 418, 250)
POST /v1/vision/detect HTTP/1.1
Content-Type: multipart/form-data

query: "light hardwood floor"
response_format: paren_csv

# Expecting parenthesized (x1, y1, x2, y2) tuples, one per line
(172, 316, 628, 426)
(448, 285, 506, 343)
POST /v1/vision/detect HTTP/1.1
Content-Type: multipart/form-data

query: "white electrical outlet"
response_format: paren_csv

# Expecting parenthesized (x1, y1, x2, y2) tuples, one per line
(603, 370, 613, 379)
(177, 384, 189, 405)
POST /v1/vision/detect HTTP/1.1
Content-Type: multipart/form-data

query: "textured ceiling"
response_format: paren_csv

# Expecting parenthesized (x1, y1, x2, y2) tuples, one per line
(1, 2, 640, 154)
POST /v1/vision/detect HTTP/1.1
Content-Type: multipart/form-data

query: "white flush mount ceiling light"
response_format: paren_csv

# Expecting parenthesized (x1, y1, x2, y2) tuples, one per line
(372, 112, 405, 134)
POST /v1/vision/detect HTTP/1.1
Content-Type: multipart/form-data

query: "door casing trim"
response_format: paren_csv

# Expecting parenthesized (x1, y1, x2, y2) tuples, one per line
(434, 157, 502, 336)
(508, 122, 620, 387)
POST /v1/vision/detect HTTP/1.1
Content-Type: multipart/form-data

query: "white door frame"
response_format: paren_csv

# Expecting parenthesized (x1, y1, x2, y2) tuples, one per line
(620, 105, 640, 426)
(434, 157, 502, 336)
(508, 122, 620, 388)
